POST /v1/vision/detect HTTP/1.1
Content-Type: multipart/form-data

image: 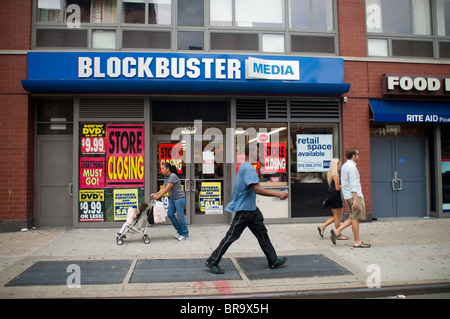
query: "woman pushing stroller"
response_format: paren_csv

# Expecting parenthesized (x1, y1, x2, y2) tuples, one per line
(151, 162, 189, 241)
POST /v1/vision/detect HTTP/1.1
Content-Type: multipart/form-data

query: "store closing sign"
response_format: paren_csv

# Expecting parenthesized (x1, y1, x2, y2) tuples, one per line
(106, 124, 144, 187)
(158, 143, 183, 174)
(263, 143, 287, 173)
(296, 135, 332, 172)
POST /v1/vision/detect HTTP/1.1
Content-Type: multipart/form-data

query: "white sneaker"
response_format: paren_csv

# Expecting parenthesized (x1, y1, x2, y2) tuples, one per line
(174, 233, 181, 239)
(177, 235, 189, 241)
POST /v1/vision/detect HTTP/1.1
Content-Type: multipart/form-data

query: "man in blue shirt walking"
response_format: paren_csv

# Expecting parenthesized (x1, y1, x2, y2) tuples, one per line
(205, 143, 289, 274)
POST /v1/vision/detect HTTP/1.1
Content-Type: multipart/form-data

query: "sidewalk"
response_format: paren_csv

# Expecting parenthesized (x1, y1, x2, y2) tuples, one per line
(0, 217, 449, 298)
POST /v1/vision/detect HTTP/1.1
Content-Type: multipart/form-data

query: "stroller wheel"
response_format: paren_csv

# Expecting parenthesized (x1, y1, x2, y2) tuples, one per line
(116, 237, 124, 245)
(143, 235, 150, 244)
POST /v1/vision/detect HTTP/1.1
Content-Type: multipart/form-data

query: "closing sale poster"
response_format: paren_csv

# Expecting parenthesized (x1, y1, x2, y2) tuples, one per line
(296, 134, 332, 172)
(78, 123, 144, 222)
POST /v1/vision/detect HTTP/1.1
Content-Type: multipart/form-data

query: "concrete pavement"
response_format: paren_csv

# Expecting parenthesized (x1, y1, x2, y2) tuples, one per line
(0, 217, 449, 298)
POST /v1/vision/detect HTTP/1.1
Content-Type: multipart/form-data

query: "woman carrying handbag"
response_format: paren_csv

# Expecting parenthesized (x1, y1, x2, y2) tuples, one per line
(317, 158, 348, 240)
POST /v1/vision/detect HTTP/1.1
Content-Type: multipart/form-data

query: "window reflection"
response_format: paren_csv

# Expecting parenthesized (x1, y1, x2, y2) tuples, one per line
(123, 0, 171, 25)
(210, 0, 232, 26)
(177, 0, 204, 26)
(236, 0, 284, 28)
(236, 124, 288, 186)
(290, 0, 334, 31)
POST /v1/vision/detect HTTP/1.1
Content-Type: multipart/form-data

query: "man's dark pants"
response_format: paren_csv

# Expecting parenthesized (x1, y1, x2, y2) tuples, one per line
(206, 207, 277, 267)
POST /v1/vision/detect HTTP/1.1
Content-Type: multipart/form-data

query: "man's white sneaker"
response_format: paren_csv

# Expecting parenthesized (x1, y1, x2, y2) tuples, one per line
(177, 235, 189, 241)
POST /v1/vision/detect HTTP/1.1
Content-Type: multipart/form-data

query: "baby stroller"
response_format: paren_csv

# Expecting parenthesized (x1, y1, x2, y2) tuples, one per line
(116, 200, 155, 245)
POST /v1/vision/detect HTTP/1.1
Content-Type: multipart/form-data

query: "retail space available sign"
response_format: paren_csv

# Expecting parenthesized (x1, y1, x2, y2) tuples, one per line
(296, 135, 333, 172)
(22, 52, 350, 95)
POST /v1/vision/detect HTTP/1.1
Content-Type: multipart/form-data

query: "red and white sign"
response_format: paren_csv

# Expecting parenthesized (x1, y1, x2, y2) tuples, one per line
(257, 133, 270, 143)
(158, 143, 183, 174)
(263, 143, 287, 173)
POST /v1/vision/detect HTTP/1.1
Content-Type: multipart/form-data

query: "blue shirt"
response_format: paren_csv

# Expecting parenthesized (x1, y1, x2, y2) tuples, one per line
(225, 162, 260, 213)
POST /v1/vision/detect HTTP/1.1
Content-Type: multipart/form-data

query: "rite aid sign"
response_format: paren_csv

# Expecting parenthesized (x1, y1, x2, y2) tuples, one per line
(382, 74, 450, 97)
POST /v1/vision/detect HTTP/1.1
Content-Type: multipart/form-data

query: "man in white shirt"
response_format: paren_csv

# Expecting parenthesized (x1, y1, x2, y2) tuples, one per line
(330, 147, 370, 248)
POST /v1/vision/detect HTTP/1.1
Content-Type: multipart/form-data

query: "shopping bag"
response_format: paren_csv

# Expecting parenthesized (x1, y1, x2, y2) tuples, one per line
(153, 201, 166, 223)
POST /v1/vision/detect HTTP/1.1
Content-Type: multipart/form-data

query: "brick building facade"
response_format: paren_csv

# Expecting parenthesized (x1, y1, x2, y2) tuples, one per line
(1, 0, 449, 232)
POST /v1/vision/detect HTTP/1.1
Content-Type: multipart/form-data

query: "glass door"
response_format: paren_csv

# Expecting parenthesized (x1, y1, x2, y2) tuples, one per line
(153, 137, 190, 224)
(191, 132, 228, 223)
(152, 129, 229, 224)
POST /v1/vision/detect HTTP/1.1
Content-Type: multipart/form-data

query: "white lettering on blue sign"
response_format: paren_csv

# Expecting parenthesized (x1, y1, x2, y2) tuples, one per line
(406, 114, 439, 122)
(78, 57, 242, 80)
(78, 56, 302, 81)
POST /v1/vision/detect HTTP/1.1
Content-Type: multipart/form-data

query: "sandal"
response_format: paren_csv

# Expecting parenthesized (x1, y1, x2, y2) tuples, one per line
(330, 229, 337, 245)
(336, 234, 349, 240)
(317, 226, 324, 238)
(353, 242, 371, 248)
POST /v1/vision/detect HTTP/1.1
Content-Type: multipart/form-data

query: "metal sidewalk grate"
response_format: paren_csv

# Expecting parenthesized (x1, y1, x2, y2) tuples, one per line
(5, 260, 133, 286)
(235, 254, 353, 281)
(129, 258, 241, 283)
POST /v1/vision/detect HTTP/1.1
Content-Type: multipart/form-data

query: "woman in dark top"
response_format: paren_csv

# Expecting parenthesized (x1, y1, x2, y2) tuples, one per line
(151, 163, 189, 241)
(317, 158, 348, 240)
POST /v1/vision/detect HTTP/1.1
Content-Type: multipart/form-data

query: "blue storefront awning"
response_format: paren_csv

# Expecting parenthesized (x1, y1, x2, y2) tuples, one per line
(369, 99, 450, 123)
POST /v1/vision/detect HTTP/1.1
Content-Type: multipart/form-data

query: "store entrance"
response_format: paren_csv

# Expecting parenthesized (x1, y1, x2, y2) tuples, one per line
(152, 132, 228, 224)
(151, 100, 230, 224)
(371, 136, 427, 218)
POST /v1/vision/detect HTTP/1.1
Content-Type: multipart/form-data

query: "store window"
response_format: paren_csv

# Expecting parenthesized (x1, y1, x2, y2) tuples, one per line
(290, 123, 339, 218)
(37, 0, 117, 23)
(366, 0, 431, 35)
(441, 127, 450, 212)
(437, 0, 450, 36)
(34, 0, 337, 54)
(235, 124, 289, 186)
(210, 0, 284, 28)
(37, 99, 73, 135)
(123, 0, 171, 25)
(78, 122, 145, 222)
(289, 0, 334, 31)
(365, 0, 450, 59)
